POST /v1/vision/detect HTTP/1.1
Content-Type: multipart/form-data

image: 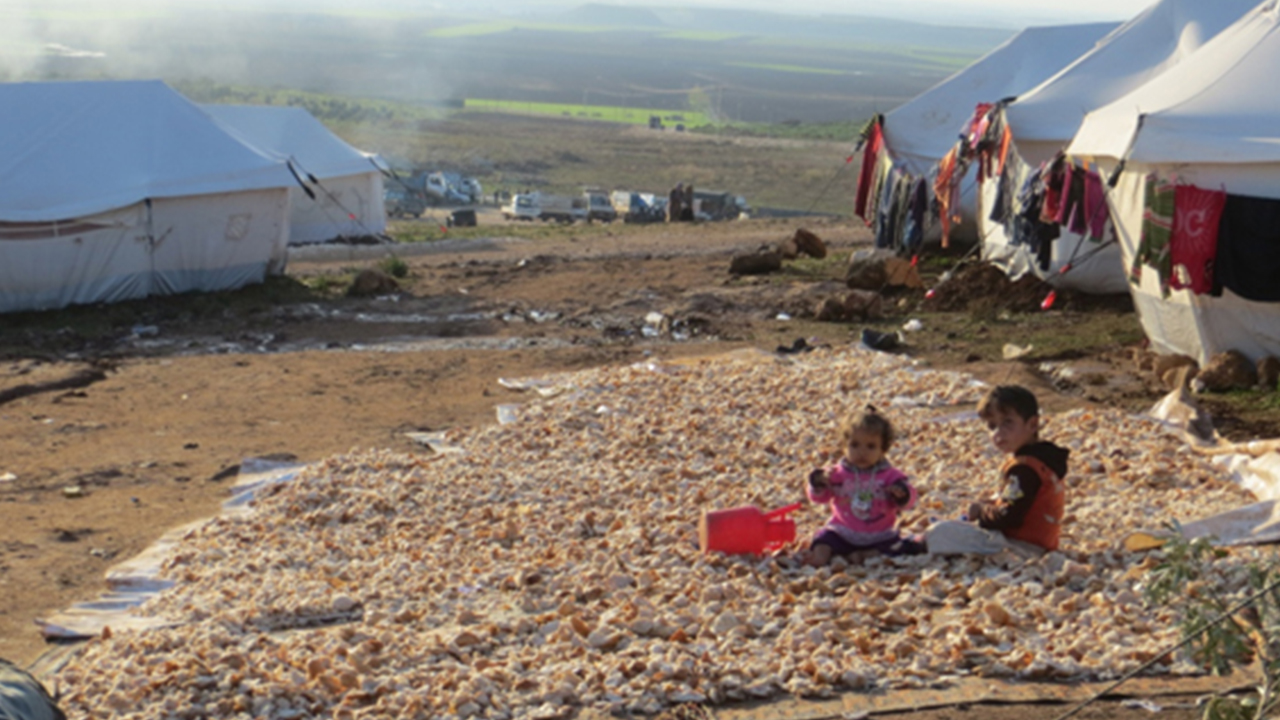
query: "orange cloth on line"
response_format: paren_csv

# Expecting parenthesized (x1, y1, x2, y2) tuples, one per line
(933, 146, 959, 248)
(996, 124, 1012, 178)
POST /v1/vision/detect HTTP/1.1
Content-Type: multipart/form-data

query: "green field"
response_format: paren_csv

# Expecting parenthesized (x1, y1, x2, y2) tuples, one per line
(728, 62, 850, 76)
(463, 99, 710, 126)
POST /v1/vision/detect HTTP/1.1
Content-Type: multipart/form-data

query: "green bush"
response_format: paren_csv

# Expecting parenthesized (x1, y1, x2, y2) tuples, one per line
(380, 255, 410, 279)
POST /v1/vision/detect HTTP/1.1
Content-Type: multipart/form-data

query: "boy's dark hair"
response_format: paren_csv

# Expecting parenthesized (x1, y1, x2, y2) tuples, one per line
(841, 405, 894, 451)
(977, 385, 1039, 421)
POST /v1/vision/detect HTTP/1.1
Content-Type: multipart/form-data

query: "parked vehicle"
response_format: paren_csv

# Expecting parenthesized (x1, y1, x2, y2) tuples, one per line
(535, 193, 588, 223)
(384, 185, 427, 218)
(692, 190, 750, 221)
(502, 193, 541, 221)
(584, 192, 617, 223)
(610, 190, 665, 223)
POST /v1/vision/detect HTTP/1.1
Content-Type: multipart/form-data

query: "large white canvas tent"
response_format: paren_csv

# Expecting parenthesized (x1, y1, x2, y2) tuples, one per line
(878, 22, 1115, 242)
(202, 104, 388, 245)
(978, 0, 1258, 294)
(1068, 0, 1280, 364)
(0, 80, 295, 313)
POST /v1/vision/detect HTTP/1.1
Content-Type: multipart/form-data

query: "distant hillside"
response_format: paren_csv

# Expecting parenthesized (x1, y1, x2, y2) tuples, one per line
(552, 4, 1012, 50)
(561, 3, 666, 27)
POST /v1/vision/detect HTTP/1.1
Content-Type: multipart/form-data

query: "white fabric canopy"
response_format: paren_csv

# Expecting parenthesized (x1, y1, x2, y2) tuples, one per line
(883, 22, 1116, 175)
(1067, 1, 1280, 364)
(1005, 0, 1258, 158)
(202, 104, 388, 244)
(0, 80, 294, 222)
(0, 80, 293, 312)
(1070, 0, 1280, 164)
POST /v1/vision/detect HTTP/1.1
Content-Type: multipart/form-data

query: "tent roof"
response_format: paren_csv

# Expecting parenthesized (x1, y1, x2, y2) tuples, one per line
(201, 104, 385, 179)
(1005, 0, 1259, 146)
(0, 80, 295, 222)
(1070, 1, 1280, 163)
(882, 21, 1117, 171)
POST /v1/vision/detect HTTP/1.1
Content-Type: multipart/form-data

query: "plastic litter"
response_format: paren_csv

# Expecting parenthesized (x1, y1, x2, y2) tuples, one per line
(902, 319, 924, 332)
(699, 503, 802, 555)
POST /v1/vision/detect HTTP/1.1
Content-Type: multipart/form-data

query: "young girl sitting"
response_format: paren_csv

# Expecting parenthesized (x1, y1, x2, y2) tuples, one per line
(805, 406, 923, 565)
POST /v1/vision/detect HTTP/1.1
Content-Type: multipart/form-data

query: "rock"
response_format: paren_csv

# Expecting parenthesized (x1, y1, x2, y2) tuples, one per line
(1258, 356, 1280, 390)
(347, 269, 399, 297)
(845, 249, 922, 289)
(729, 251, 782, 275)
(814, 298, 846, 322)
(843, 290, 883, 320)
(845, 256, 888, 290)
(1152, 354, 1197, 382)
(792, 228, 827, 259)
(777, 238, 800, 260)
(1195, 350, 1258, 392)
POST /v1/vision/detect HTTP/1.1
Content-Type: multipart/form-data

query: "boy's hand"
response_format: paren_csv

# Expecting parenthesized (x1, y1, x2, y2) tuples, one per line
(808, 469, 829, 491)
(966, 501, 984, 520)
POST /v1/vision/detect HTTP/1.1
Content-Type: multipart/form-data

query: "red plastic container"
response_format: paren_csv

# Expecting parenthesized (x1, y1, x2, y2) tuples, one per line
(699, 503, 802, 555)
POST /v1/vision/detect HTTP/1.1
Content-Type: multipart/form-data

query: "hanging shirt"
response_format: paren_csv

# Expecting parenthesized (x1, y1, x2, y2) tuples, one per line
(1131, 174, 1176, 296)
(933, 146, 959, 247)
(1169, 184, 1226, 296)
(1214, 193, 1280, 302)
(855, 120, 883, 223)
(1083, 170, 1109, 241)
(1039, 155, 1066, 225)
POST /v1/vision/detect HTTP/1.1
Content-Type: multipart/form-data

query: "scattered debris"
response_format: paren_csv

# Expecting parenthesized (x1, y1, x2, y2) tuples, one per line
(861, 328, 903, 352)
(62, 486, 84, 498)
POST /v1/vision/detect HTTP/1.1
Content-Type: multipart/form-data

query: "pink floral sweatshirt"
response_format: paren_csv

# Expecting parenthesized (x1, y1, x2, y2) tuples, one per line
(807, 459, 918, 545)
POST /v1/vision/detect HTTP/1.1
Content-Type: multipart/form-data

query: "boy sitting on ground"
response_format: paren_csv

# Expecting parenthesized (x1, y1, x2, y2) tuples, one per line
(925, 384, 1070, 556)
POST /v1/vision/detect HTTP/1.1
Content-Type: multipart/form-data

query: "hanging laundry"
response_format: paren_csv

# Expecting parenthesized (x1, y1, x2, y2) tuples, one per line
(1213, 193, 1280, 302)
(1082, 170, 1109, 241)
(874, 167, 902, 250)
(1131, 174, 1175, 295)
(1059, 165, 1088, 236)
(854, 116, 883, 223)
(903, 178, 928, 253)
(1039, 154, 1066, 225)
(1168, 184, 1226, 295)
(933, 146, 958, 247)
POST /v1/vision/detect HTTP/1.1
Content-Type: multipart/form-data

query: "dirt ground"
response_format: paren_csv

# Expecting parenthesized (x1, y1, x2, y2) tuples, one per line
(0, 215, 1252, 718)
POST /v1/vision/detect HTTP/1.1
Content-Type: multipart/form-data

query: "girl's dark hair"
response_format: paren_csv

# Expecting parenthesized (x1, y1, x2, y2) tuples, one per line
(841, 405, 894, 451)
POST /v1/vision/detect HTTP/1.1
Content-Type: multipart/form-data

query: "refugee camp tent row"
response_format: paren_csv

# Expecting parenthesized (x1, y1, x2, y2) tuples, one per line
(1068, 0, 1280, 365)
(858, 21, 1116, 247)
(0, 80, 298, 313)
(201, 104, 388, 245)
(968, 0, 1259, 294)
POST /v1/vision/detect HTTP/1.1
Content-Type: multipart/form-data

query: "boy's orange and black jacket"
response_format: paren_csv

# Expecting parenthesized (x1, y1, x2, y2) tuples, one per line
(974, 441, 1070, 551)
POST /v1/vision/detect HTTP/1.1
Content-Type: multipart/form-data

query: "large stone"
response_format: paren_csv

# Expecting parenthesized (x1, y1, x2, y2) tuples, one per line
(792, 228, 827, 259)
(843, 290, 883, 320)
(729, 251, 782, 275)
(1195, 350, 1258, 392)
(814, 298, 846, 322)
(845, 256, 887, 290)
(1258, 356, 1280, 390)
(347, 269, 399, 297)
(844, 249, 922, 290)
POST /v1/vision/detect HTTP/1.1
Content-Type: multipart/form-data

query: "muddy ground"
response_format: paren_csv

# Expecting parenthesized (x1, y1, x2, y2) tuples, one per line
(0, 214, 1258, 718)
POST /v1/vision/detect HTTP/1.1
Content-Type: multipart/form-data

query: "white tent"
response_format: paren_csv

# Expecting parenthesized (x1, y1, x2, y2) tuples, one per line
(979, 0, 1258, 293)
(1068, 0, 1280, 364)
(202, 104, 388, 245)
(0, 80, 294, 313)
(877, 22, 1115, 244)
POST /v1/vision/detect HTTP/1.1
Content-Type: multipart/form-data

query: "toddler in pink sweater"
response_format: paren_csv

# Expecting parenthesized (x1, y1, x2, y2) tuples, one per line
(805, 406, 923, 565)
